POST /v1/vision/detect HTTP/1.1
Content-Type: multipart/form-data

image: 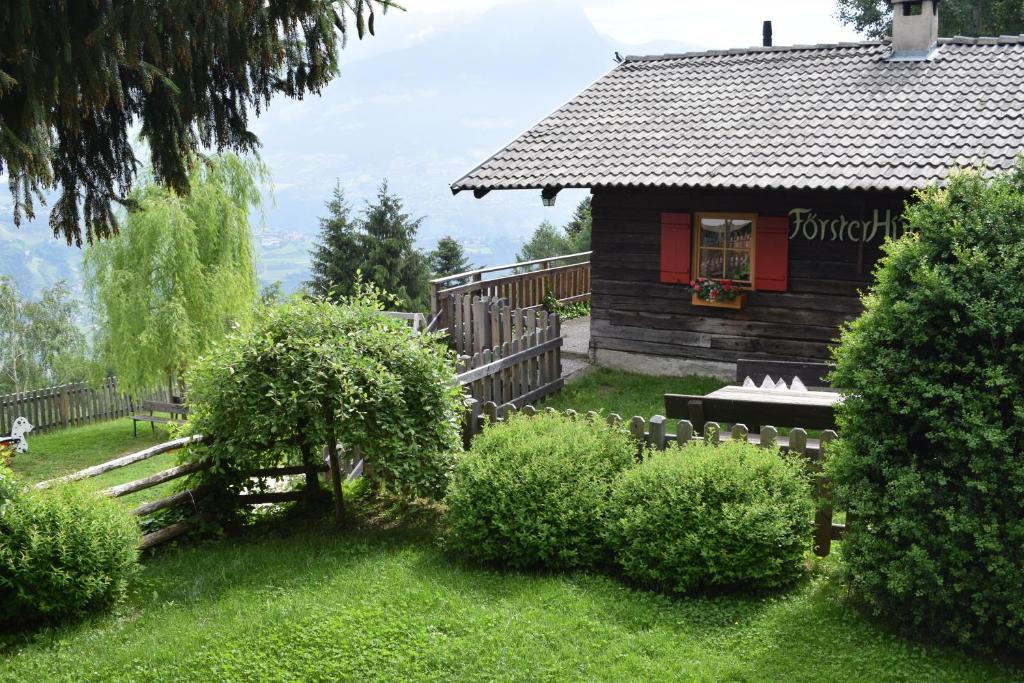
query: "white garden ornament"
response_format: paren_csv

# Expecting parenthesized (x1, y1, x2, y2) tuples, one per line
(6, 416, 34, 453)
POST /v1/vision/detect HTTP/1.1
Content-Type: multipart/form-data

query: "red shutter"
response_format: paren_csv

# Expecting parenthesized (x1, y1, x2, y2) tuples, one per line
(754, 216, 790, 292)
(660, 213, 692, 284)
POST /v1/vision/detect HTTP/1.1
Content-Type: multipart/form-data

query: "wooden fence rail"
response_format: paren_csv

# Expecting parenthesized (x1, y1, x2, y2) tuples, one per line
(463, 398, 842, 558)
(430, 251, 591, 334)
(0, 378, 170, 435)
(34, 435, 334, 550)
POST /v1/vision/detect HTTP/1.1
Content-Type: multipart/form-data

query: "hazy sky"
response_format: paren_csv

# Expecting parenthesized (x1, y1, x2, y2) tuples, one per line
(343, 0, 863, 61)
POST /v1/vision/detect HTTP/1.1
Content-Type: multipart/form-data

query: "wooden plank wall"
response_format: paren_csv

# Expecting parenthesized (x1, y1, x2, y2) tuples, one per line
(0, 378, 170, 435)
(590, 186, 910, 365)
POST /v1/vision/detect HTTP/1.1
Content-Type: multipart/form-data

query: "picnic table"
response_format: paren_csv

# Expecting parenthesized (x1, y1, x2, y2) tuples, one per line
(665, 384, 842, 433)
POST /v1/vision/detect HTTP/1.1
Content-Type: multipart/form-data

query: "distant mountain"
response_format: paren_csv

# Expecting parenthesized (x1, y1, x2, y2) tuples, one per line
(1, 2, 701, 297)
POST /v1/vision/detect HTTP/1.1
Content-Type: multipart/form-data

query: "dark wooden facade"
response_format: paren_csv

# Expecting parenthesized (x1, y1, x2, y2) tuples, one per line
(589, 186, 911, 376)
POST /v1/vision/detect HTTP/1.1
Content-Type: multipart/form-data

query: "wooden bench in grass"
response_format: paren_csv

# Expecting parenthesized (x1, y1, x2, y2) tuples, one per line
(131, 400, 190, 437)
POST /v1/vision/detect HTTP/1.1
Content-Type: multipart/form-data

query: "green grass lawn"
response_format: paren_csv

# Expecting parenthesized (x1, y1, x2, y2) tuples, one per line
(9, 418, 181, 508)
(543, 367, 725, 419)
(0, 515, 1018, 682)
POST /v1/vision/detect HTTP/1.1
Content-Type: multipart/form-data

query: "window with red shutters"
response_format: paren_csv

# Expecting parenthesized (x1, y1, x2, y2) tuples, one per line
(660, 213, 692, 284)
(753, 216, 790, 292)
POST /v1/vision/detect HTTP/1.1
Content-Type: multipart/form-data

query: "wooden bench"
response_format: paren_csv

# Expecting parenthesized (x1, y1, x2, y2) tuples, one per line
(131, 400, 189, 437)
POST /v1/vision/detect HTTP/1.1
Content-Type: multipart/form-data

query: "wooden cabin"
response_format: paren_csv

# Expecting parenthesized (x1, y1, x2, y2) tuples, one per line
(452, 0, 1024, 378)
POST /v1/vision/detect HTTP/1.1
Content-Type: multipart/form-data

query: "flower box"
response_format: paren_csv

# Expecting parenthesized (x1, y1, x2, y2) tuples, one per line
(691, 292, 746, 309)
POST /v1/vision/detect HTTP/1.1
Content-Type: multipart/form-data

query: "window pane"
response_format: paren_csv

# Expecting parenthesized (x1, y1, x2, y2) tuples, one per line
(699, 249, 724, 279)
(700, 218, 726, 248)
(725, 251, 751, 281)
(728, 220, 753, 250)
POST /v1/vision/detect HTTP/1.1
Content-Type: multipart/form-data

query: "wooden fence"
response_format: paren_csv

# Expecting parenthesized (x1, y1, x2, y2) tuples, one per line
(430, 251, 590, 334)
(453, 297, 563, 408)
(33, 395, 840, 554)
(34, 435, 336, 550)
(0, 378, 170, 435)
(462, 398, 843, 558)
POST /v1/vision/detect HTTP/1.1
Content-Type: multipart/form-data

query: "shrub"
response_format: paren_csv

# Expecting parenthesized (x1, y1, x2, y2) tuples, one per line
(827, 160, 1024, 650)
(184, 285, 463, 506)
(443, 413, 635, 569)
(0, 468, 140, 626)
(606, 440, 813, 593)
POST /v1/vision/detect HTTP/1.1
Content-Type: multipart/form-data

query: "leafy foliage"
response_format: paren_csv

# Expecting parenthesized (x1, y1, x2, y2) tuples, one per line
(0, 467, 139, 626)
(836, 0, 1024, 40)
(827, 159, 1024, 650)
(83, 154, 262, 395)
(607, 440, 813, 594)
(0, 277, 88, 393)
(0, 0, 397, 245)
(183, 287, 462, 505)
(307, 180, 430, 310)
(443, 413, 636, 570)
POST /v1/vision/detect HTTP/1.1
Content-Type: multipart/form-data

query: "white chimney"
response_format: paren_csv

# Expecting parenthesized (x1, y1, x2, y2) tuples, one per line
(889, 0, 940, 61)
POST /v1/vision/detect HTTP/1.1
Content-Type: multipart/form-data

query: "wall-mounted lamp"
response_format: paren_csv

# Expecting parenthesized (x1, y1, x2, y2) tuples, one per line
(541, 187, 560, 206)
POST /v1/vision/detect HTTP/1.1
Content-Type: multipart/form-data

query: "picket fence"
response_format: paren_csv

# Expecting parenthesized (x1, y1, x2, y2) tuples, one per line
(462, 398, 844, 558)
(452, 297, 563, 408)
(0, 378, 170, 435)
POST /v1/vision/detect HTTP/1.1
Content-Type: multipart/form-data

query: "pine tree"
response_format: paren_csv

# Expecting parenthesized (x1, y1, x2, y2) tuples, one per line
(308, 183, 360, 301)
(0, 0, 397, 246)
(357, 181, 430, 312)
(429, 236, 473, 288)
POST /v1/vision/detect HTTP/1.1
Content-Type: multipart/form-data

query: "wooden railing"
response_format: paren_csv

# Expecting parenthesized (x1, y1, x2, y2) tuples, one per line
(0, 378, 170, 435)
(34, 435, 333, 550)
(429, 251, 591, 333)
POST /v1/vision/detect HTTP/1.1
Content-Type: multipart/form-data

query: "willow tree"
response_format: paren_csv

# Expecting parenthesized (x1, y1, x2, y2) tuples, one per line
(0, 0, 398, 246)
(84, 154, 262, 396)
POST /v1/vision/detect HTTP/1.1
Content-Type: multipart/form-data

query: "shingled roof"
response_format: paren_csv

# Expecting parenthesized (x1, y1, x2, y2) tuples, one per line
(451, 37, 1024, 195)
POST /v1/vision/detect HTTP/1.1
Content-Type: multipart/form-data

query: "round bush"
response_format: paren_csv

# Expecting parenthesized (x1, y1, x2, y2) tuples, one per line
(443, 412, 636, 569)
(606, 440, 813, 593)
(0, 470, 140, 626)
(185, 288, 462, 504)
(827, 160, 1024, 650)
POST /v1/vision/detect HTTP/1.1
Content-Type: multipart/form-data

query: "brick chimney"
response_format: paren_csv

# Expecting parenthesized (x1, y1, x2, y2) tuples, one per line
(889, 0, 940, 61)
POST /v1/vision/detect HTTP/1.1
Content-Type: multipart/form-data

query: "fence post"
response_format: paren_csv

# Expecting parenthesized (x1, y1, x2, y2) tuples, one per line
(60, 386, 70, 428)
(649, 415, 667, 450)
(676, 419, 694, 444)
(463, 398, 481, 449)
(814, 430, 837, 557)
(759, 425, 779, 448)
(482, 401, 499, 425)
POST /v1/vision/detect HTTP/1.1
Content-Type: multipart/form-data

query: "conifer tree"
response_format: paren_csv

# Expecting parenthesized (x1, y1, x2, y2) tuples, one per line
(429, 236, 473, 288)
(308, 183, 360, 301)
(0, 0, 397, 246)
(358, 181, 430, 311)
